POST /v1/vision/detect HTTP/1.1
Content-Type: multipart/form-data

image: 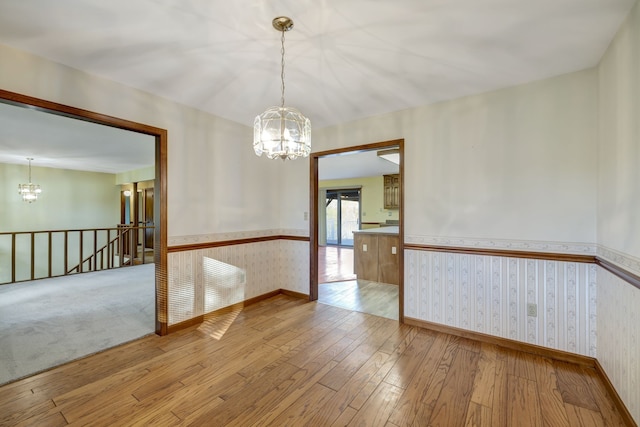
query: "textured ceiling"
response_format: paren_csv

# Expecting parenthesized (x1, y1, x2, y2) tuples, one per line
(0, 0, 635, 176)
(0, 0, 634, 130)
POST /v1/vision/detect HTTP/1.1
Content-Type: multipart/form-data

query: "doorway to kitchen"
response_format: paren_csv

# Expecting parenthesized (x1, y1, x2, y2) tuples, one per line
(325, 188, 361, 247)
(310, 139, 404, 322)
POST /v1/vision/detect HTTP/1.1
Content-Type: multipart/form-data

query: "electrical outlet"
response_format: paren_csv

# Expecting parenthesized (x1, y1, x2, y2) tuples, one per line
(303, 211, 308, 221)
(527, 303, 537, 317)
(363, 244, 367, 252)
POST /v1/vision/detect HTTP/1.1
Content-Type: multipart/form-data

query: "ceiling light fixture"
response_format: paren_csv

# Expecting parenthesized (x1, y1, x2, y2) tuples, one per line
(254, 16, 311, 160)
(18, 157, 42, 203)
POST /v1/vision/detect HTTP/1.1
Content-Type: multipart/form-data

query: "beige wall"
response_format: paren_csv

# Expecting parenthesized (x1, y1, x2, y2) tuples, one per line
(596, 1, 640, 422)
(2, 9, 639, 420)
(0, 43, 282, 238)
(310, 69, 598, 245)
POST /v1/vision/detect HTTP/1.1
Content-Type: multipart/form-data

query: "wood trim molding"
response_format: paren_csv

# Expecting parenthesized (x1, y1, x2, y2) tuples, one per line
(593, 359, 638, 427)
(404, 316, 596, 367)
(167, 235, 309, 253)
(167, 289, 309, 334)
(280, 289, 309, 300)
(405, 243, 640, 291)
(243, 290, 282, 306)
(404, 243, 596, 264)
(310, 138, 405, 320)
(166, 315, 204, 334)
(596, 257, 640, 290)
(0, 88, 169, 336)
(311, 139, 405, 158)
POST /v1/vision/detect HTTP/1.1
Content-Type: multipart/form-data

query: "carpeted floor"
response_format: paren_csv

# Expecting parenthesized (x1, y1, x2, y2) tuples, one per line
(0, 264, 155, 385)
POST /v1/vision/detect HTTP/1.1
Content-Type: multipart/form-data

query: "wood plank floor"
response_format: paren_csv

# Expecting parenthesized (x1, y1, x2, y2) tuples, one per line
(318, 246, 356, 283)
(0, 295, 629, 426)
(319, 280, 399, 320)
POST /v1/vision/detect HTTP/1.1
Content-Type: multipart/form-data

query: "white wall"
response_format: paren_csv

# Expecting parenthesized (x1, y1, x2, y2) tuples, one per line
(0, 43, 281, 239)
(598, 2, 640, 264)
(312, 69, 598, 245)
(0, 43, 285, 335)
(597, 1, 640, 423)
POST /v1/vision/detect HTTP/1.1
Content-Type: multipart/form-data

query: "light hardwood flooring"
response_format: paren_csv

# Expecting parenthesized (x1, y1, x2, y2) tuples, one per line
(319, 280, 399, 320)
(0, 295, 628, 426)
(318, 245, 356, 283)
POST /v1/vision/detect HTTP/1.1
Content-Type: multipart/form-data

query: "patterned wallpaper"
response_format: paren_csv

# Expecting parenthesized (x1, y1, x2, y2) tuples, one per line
(597, 268, 640, 422)
(167, 231, 638, 421)
(167, 233, 309, 325)
(404, 249, 597, 357)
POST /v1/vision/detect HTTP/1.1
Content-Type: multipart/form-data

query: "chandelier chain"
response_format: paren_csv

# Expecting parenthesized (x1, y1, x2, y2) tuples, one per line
(280, 29, 286, 108)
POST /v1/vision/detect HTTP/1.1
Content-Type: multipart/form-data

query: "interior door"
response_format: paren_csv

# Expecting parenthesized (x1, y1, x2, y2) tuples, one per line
(144, 188, 154, 249)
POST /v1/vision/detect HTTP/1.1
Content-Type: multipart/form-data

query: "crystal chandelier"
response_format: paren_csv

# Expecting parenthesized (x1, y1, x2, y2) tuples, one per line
(18, 157, 42, 203)
(254, 16, 311, 160)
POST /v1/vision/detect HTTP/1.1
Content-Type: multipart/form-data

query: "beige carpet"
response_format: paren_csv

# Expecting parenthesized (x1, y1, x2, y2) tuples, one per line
(0, 264, 155, 385)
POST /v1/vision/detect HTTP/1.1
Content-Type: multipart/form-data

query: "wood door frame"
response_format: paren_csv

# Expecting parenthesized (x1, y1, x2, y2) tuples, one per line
(309, 139, 405, 322)
(0, 88, 169, 335)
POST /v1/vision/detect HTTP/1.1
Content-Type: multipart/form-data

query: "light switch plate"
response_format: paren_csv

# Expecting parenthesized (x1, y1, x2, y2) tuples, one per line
(391, 246, 397, 254)
(363, 244, 367, 252)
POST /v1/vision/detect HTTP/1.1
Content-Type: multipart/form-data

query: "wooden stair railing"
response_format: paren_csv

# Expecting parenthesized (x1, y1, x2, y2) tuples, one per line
(0, 225, 154, 285)
(66, 226, 135, 274)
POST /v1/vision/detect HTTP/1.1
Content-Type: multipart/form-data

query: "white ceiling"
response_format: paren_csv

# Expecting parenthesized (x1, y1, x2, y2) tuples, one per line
(0, 0, 635, 176)
(0, 102, 154, 174)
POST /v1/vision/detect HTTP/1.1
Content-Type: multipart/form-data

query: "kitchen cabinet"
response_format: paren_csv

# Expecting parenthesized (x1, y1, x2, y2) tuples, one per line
(353, 227, 400, 285)
(383, 174, 400, 209)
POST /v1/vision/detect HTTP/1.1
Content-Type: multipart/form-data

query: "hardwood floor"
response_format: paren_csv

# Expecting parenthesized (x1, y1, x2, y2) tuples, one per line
(319, 280, 399, 320)
(0, 295, 629, 426)
(318, 245, 356, 283)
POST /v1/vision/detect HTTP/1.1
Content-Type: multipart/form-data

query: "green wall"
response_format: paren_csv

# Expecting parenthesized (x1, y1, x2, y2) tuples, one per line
(0, 163, 121, 282)
(320, 175, 400, 225)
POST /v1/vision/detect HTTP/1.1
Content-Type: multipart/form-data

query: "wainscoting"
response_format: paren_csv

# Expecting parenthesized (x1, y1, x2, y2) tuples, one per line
(597, 267, 640, 422)
(404, 242, 640, 423)
(166, 231, 639, 423)
(404, 250, 597, 357)
(167, 230, 309, 326)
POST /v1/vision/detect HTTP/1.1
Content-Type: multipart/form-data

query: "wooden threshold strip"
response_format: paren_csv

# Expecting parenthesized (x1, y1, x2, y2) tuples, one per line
(168, 235, 309, 253)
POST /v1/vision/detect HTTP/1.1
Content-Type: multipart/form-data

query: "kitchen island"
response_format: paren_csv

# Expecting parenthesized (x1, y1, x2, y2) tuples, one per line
(352, 226, 400, 285)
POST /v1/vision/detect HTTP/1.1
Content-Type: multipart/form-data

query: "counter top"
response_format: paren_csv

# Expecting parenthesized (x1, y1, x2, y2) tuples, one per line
(352, 226, 399, 236)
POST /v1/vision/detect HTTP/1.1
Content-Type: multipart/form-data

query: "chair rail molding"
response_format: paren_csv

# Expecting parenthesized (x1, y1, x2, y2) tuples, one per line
(405, 234, 597, 256)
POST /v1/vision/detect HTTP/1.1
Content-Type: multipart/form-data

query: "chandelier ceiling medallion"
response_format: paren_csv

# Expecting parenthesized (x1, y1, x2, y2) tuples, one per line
(253, 16, 311, 161)
(18, 157, 42, 203)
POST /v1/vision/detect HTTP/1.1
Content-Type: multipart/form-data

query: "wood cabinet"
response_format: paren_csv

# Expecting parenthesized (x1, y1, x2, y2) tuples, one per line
(383, 174, 400, 209)
(353, 232, 400, 285)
